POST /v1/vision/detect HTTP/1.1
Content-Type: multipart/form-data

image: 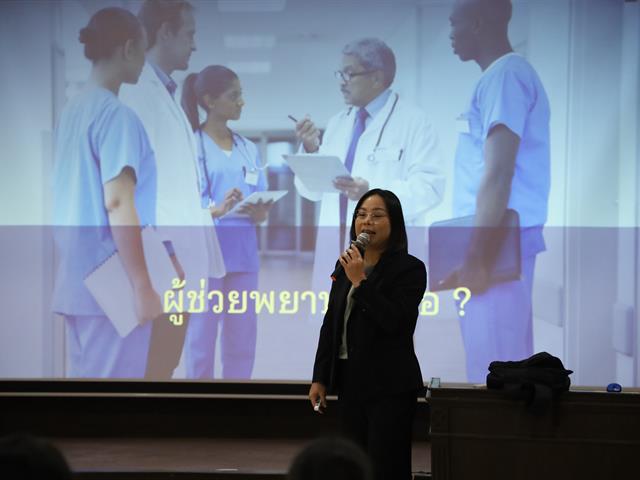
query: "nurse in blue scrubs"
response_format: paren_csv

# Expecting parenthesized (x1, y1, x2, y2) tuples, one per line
(52, 8, 161, 377)
(181, 66, 272, 379)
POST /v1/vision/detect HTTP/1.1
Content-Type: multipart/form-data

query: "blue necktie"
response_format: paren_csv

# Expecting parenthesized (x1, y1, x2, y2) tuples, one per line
(167, 79, 177, 98)
(339, 107, 368, 249)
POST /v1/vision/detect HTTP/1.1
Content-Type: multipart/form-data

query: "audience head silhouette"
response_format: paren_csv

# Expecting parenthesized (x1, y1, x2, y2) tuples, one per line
(0, 433, 72, 480)
(287, 437, 373, 480)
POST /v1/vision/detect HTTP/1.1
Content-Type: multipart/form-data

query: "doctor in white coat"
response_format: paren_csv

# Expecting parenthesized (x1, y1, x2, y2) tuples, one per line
(120, 0, 224, 379)
(294, 38, 444, 295)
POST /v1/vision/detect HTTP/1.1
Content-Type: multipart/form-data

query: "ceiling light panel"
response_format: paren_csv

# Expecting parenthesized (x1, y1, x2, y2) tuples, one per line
(227, 61, 272, 74)
(224, 35, 277, 49)
(217, 0, 287, 13)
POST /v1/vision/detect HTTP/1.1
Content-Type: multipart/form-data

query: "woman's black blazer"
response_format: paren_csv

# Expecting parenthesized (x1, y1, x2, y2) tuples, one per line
(312, 249, 427, 397)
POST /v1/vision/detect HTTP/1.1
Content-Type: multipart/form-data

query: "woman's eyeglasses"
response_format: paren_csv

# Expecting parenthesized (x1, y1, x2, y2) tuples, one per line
(354, 210, 388, 223)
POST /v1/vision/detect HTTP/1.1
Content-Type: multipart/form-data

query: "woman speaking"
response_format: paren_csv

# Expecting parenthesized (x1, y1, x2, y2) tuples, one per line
(308, 189, 426, 480)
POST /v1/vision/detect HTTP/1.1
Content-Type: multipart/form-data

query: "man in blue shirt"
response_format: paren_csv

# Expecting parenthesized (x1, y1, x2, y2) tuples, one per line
(121, 0, 225, 379)
(448, 0, 551, 382)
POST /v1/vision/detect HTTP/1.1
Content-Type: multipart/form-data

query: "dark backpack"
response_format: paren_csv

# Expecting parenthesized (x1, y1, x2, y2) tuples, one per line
(486, 352, 573, 414)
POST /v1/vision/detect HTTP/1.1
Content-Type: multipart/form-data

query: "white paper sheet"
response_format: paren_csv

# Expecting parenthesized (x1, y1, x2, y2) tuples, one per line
(283, 154, 351, 193)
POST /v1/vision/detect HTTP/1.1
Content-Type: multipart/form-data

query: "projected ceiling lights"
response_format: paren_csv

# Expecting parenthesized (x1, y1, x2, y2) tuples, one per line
(217, 0, 286, 12)
(224, 35, 277, 49)
(227, 61, 272, 74)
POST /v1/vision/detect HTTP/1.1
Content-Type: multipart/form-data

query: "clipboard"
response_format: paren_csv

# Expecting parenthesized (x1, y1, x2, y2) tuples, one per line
(84, 226, 177, 337)
(428, 209, 521, 291)
(283, 153, 351, 193)
(222, 190, 288, 218)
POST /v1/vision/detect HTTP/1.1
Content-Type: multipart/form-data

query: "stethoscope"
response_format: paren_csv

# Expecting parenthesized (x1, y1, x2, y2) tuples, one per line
(197, 128, 267, 205)
(345, 92, 400, 165)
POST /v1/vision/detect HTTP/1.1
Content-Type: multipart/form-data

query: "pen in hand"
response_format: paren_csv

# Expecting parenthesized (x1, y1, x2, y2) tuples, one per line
(289, 114, 320, 151)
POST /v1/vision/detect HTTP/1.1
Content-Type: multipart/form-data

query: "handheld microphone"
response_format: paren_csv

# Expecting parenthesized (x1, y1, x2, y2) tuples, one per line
(330, 232, 370, 281)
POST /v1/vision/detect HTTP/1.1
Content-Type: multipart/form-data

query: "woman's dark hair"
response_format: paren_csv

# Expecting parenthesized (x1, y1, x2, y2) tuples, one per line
(350, 188, 408, 254)
(138, 0, 193, 50)
(181, 65, 239, 131)
(287, 437, 373, 480)
(79, 7, 143, 62)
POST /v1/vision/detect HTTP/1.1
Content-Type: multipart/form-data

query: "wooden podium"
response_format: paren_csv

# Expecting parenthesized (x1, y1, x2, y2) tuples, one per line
(427, 385, 640, 480)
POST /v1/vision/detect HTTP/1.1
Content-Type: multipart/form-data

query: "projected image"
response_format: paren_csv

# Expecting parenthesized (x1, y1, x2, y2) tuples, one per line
(1, 0, 638, 387)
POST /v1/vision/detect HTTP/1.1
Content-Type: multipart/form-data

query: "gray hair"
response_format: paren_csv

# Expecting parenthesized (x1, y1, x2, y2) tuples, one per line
(342, 38, 396, 88)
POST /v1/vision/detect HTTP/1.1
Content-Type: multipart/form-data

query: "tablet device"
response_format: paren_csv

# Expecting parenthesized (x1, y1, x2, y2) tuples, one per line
(223, 190, 288, 218)
(428, 209, 521, 291)
(84, 226, 177, 337)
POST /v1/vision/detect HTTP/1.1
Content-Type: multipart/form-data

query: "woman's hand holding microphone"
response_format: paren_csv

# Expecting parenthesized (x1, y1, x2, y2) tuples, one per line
(339, 244, 367, 288)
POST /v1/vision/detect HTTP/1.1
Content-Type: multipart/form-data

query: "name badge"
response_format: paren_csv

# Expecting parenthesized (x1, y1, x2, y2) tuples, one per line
(456, 115, 470, 134)
(245, 169, 259, 186)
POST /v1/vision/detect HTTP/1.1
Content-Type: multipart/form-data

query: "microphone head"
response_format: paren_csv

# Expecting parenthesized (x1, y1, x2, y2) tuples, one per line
(353, 232, 370, 250)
